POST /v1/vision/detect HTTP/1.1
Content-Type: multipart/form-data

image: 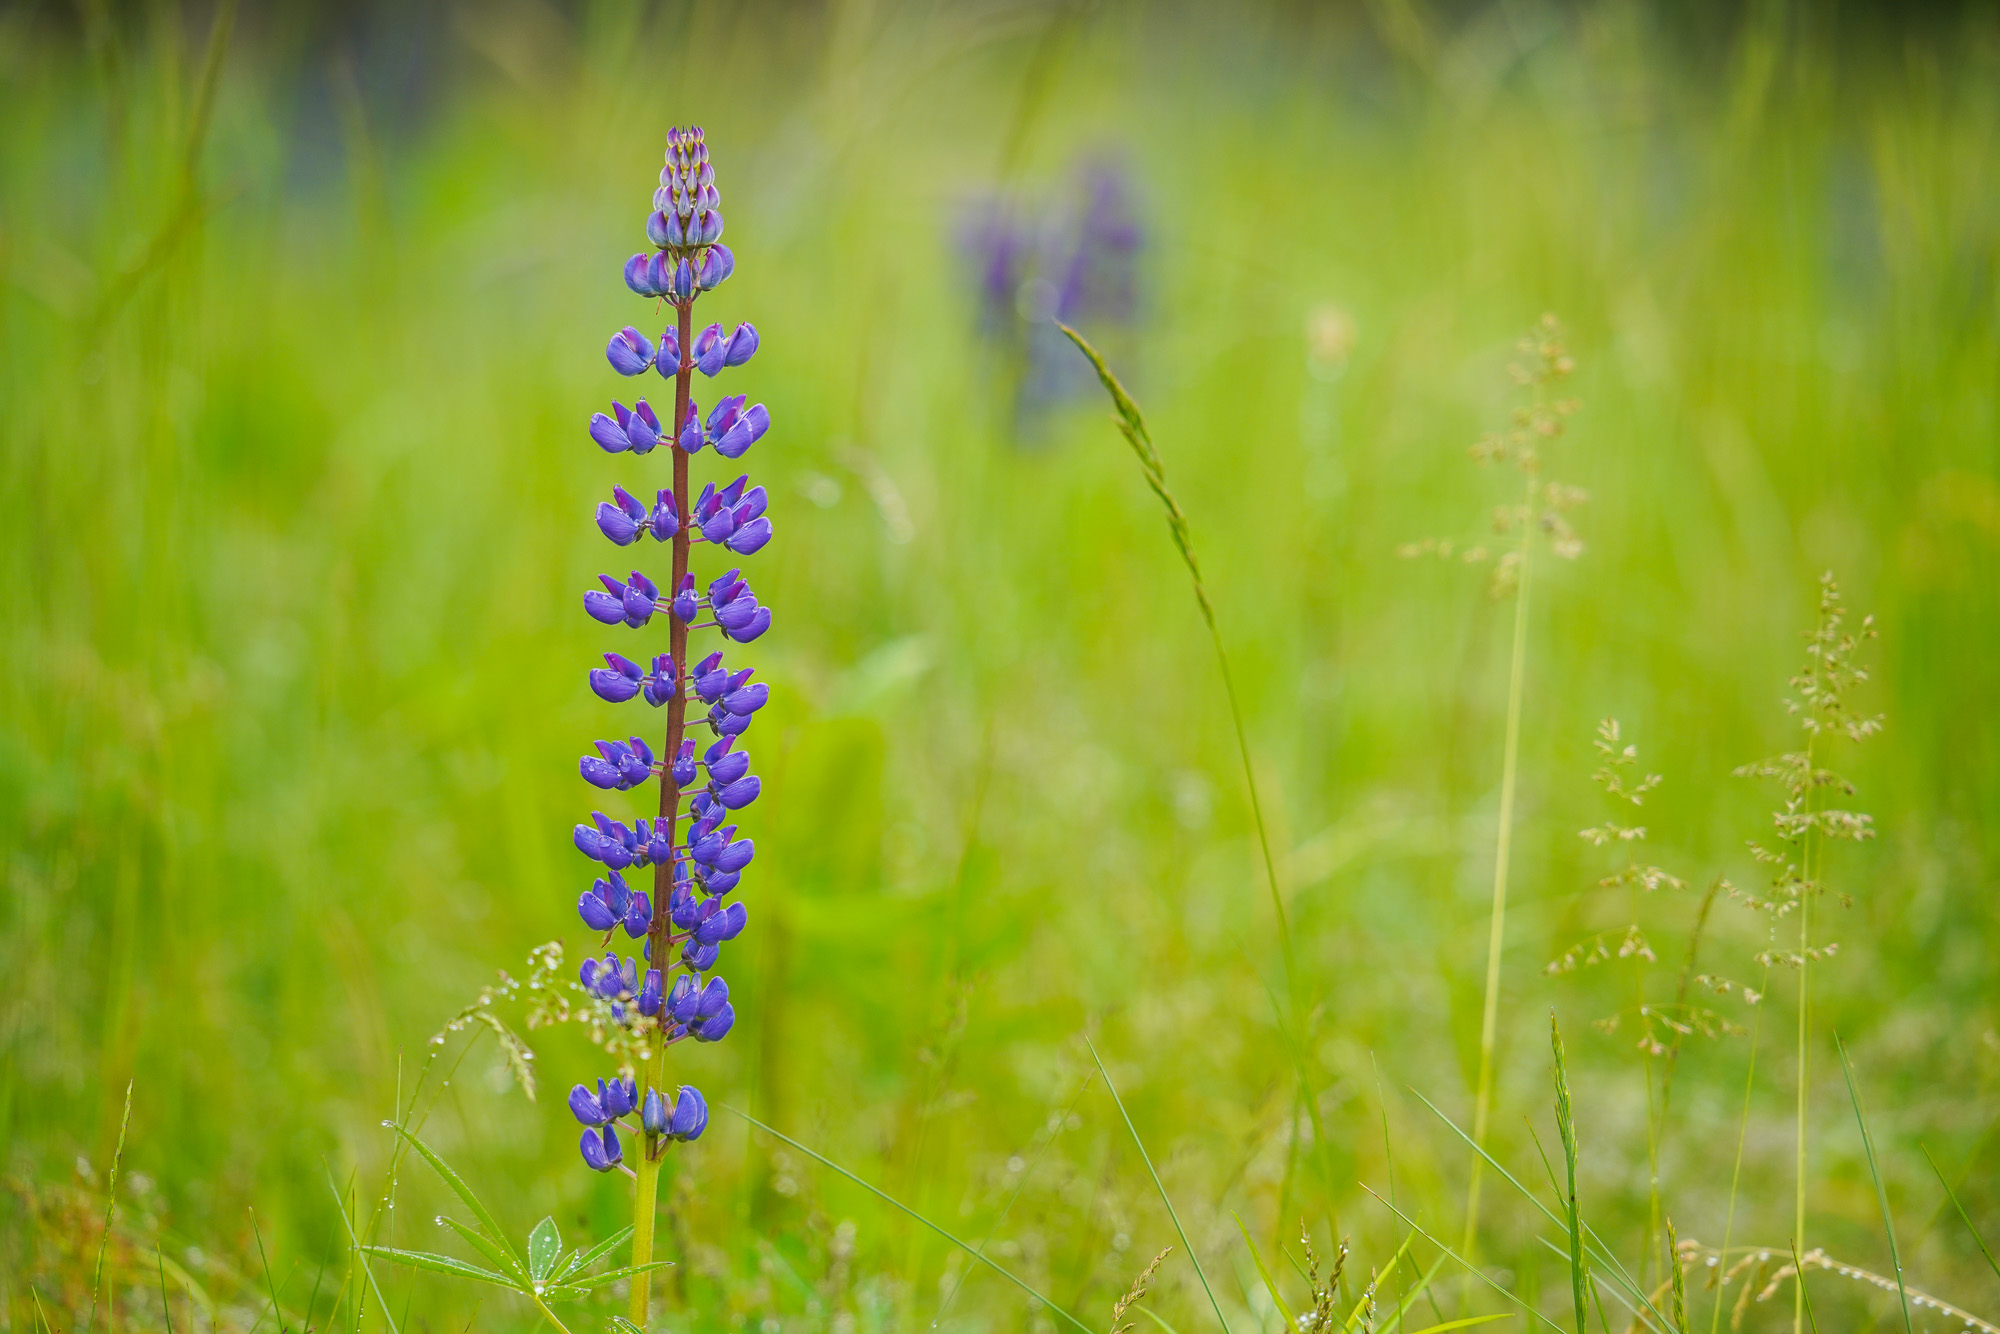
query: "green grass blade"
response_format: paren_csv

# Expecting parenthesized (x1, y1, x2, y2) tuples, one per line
(325, 1165, 403, 1334)
(1381, 1254, 1449, 1334)
(158, 1248, 176, 1334)
(1405, 1316, 1511, 1334)
(1087, 1038, 1233, 1333)
(1788, 1240, 1819, 1334)
(379, 1121, 525, 1278)
(1552, 1016, 1588, 1334)
(1232, 1211, 1299, 1329)
(361, 1247, 516, 1288)
(1060, 324, 1309, 1113)
(86, 1078, 134, 1334)
(1410, 1088, 1669, 1332)
(1837, 1036, 1912, 1334)
(251, 1207, 287, 1334)
(1361, 1185, 1566, 1332)
(1921, 1143, 2000, 1283)
(1138, 1306, 1189, 1334)
(725, 1106, 1094, 1334)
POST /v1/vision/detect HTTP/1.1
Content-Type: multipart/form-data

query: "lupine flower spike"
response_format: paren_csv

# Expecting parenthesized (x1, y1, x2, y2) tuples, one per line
(577, 125, 773, 1326)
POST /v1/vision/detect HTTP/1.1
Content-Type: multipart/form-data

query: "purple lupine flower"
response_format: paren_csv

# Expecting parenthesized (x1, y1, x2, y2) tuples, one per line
(569, 128, 771, 1189)
(960, 157, 1146, 438)
(668, 1086, 708, 1140)
(607, 327, 655, 376)
(580, 1123, 623, 1171)
(589, 652, 644, 702)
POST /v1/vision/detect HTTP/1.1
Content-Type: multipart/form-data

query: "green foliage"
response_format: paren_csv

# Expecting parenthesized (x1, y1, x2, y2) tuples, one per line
(3, 2, 1999, 1332)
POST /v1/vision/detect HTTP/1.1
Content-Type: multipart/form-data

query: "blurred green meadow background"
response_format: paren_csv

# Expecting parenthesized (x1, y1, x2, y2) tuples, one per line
(4, 1, 1999, 1330)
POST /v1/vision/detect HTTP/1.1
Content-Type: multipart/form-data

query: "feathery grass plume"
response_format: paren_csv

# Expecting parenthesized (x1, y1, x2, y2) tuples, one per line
(1109, 1246, 1172, 1334)
(1401, 315, 1585, 1250)
(1059, 324, 1337, 1204)
(1546, 721, 1755, 1276)
(1731, 572, 1879, 1333)
(1675, 1239, 1997, 1334)
(1667, 1220, 1690, 1334)
(84, 1079, 132, 1334)
(1299, 1227, 1347, 1334)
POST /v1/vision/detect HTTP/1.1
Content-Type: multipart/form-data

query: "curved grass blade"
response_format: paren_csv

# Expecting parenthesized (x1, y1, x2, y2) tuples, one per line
(1837, 1036, 1912, 1334)
(1410, 1089, 1670, 1332)
(1087, 1038, 1232, 1333)
(1138, 1306, 1189, 1334)
(1233, 1211, 1298, 1329)
(325, 1164, 403, 1334)
(1789, 1240, 1819, 1334)
(362, 1247, 514, 1288)
(725, 1106, 1093, 1334)
(1921, 1143, 2000, 1282)
(380, 1122, 525, 1278)
(1361, 1185, 1566, 1333)
(1406, 1316, 1512, 1334)
(1059, 326, 1321, 1201)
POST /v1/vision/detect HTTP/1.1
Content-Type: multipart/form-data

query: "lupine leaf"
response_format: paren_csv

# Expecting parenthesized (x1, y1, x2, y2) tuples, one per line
(527, 1217, 561, 1284)
(545, 1260, 678, 1295)
(438, 1216, 527, 1288)
(381, 1123, 526, 1278)
(570, 1224, 636, 1276)
(362, 1246, 515, 1289)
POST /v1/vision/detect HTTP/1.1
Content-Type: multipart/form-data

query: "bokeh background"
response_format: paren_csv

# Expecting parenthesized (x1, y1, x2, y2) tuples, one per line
(3, 1, 1998, 1330)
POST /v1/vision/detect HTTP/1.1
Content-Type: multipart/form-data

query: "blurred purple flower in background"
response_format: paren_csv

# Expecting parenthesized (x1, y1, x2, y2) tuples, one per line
(959, 157, 1144, 440)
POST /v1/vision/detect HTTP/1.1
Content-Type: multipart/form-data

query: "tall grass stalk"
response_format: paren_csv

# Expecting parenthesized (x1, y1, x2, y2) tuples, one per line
(1550, 1015, 1588, 1334)
(1708, 969, 1767, 1334)
(1466, 522, 1531, 1252)
(1060, 324, 1337, 1206)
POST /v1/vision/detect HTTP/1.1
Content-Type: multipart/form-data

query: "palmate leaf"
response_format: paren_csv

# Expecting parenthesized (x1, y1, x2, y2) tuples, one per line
(540, 1260, 678, 1302)
(363, 1246, 517, 1289)
(438, 1216, 526, 1287)
(528, 1217, 561, 1284)
(380, 1122, 527, 1280)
